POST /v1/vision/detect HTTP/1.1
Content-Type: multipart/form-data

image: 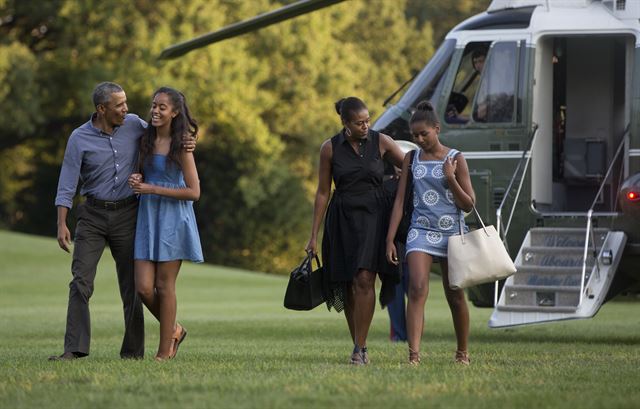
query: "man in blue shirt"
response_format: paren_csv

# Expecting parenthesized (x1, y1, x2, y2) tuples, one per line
(49, 82, 194, 360)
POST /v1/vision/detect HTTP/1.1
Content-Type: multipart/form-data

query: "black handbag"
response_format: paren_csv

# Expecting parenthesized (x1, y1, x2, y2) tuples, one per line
(283, 252, 324, 311)
(395, 149, 416, 243)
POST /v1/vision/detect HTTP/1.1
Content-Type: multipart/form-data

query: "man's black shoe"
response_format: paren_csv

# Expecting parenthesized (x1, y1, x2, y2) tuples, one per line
(48, 351, 81, 361)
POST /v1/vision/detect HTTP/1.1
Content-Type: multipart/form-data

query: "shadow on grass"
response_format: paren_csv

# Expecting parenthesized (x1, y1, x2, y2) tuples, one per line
(182, 316, 640, 347)
(470, 328, 640, 346)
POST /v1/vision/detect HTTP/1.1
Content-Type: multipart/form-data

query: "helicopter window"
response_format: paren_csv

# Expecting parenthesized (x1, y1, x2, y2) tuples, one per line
(397, 39, 456, 112)
(516, 40, 526, 123)
(445, 42, 491, 125)
(473, 41, 519, 123)
(375, 39, 455, 142)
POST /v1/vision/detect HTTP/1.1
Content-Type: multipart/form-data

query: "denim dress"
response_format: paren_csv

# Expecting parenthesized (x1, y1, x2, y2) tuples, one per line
(134, 154, 203, 263)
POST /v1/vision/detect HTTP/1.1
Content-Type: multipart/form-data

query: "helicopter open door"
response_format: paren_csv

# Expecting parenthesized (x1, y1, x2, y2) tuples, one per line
(531, 35, 634, 212)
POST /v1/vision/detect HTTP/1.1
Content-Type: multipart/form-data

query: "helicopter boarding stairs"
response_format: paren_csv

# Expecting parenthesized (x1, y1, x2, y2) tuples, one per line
(488, 226, 626, 327)
(487, 127, 628, 328)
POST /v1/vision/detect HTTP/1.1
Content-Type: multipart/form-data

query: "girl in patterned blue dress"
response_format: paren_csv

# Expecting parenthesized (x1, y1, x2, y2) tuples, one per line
(128, 87, 203, 361)
(386, 101, 476, 365)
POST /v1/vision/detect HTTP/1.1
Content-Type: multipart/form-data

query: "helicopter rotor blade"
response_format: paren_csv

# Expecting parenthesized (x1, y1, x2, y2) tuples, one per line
(159, 0, 347, 60)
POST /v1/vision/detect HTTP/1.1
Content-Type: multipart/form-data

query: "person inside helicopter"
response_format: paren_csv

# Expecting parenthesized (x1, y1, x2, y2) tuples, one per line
(445, 46, 488, 124)
(471, 48, 486, 72)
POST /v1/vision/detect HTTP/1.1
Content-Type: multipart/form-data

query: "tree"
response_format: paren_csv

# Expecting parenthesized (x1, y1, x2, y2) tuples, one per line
(407, 0, 491, 43)
(0, 0, 486, 274)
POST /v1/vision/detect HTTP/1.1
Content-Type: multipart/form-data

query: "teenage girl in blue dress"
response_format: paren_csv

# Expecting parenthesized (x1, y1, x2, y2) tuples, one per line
(386, 101, 475, 365)
(128, 87, 203, 361)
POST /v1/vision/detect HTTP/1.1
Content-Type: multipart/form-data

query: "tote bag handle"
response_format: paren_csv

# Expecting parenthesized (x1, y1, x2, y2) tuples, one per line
(458, 206, 489, 244)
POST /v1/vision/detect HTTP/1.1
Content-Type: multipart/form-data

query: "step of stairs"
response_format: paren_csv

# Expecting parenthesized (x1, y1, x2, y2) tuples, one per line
(528, 227, 608, 248)
(502, 284, 580, 308)
(495, 305, 579, 313)
(519, 247, 595, 268)
(513, 265, 585, 287)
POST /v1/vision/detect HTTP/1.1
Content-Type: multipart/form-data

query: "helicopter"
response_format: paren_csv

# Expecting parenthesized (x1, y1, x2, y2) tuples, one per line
(160, 0, 640, 328)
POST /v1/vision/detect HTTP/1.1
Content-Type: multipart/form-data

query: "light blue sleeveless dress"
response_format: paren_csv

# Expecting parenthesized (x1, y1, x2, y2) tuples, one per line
(405, 148, 467, 258)
(134, 154, 203, 263)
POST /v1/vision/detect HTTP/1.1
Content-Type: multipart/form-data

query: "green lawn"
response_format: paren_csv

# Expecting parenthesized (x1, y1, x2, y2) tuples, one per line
(1, 230, 638, 409)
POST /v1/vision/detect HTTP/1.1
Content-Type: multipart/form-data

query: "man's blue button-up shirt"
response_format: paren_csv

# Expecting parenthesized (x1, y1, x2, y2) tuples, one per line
(55, 113, 147, 209)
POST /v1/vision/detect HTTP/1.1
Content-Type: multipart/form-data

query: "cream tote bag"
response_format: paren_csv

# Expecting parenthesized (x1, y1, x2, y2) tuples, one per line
(447, 207, 516, 290)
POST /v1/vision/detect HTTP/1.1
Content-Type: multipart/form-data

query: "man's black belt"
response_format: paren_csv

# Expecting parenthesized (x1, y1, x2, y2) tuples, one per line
(85, 195, 138, 210)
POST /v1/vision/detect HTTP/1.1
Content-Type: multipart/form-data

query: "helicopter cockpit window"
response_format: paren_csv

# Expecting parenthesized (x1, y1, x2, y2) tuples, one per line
(399, 39, 456, 110)
(445, 42, 491, 125)
(473, 42, 518, 123)
(375, 39, 455, 142)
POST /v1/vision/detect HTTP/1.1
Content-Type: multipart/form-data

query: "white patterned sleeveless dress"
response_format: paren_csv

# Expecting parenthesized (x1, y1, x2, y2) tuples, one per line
(405, 148, 467, 258)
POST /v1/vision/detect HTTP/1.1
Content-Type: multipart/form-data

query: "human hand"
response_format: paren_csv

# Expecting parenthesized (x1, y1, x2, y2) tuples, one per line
(386, 241, 399, 265)
(305, 237, 317, 256)
(128, 173, 143, 187)
(131, 181, 156, 195)
(57, 223, 72, 253)
(182, 135, 196, 152)
(444, 156, 457, 180)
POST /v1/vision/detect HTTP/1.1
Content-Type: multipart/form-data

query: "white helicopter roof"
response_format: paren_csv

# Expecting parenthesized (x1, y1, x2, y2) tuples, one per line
(489, 0, 595, 11)
(489, 0, 640, 16)
(450, 0, 639, 45)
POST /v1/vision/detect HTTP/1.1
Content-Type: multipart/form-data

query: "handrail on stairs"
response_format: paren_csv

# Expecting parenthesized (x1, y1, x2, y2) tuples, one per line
(493, 124, 538, 306)
(496, 124, 538, 243)
(578, 125, 629, 307)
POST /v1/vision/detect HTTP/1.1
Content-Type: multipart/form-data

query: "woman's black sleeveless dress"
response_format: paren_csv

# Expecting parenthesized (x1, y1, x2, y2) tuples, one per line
(321, 129, 399, 312)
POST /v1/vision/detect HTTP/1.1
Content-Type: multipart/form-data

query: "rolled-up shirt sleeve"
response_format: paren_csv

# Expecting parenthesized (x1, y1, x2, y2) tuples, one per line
(55, 134, 82, 209)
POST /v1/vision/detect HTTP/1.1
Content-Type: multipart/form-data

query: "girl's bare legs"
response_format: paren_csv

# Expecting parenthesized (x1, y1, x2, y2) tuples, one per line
(154, 260, 181, 358)
(440, 260, 470, 356)
(135, 260, 160, 320)
(406, 252, 433, 361)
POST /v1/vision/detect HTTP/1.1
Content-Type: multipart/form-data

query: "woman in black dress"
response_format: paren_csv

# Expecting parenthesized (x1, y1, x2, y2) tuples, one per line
(305, 97, 404, 365)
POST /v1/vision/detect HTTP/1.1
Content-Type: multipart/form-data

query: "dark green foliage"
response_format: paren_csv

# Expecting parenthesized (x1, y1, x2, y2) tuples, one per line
(196, 129, 311, 273)
(0, 0, 490, 273)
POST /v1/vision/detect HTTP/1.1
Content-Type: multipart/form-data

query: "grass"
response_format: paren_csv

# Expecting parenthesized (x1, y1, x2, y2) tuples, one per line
(0, 229, 639, 409)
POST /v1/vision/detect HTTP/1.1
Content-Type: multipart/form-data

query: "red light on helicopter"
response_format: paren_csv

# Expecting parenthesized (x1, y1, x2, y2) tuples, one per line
(627, 191, 639, 201)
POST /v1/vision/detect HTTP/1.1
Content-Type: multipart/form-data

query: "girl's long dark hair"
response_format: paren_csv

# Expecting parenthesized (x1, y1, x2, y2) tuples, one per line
(139, 87, 198, 170)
